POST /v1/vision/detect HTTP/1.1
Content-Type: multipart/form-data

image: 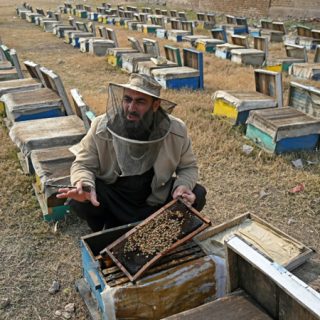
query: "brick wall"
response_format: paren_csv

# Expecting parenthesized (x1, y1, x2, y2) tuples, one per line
(163, 0, 320, 18)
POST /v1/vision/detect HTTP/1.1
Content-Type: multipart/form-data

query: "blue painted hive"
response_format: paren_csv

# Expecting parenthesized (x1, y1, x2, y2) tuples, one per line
(246, 81, 320, 153)
(151, 48, 203, 90)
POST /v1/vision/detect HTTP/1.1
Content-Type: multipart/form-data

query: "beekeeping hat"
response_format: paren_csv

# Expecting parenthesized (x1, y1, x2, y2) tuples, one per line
(105, 74, 176, 177)
(109, 73, 176, 113)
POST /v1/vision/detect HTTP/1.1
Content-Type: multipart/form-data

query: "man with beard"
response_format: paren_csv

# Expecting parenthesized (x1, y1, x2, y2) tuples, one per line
(57, 74, 206, 231)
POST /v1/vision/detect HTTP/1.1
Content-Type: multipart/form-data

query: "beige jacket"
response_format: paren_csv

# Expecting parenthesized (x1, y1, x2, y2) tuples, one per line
(71, 114, 198, 206)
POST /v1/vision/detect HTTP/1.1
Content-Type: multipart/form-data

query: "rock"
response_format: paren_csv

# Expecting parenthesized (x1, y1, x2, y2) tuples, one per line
(64, 303, 75, 313)
(0, 297, 10, 309)
(62, 311, 71, 319)
(259, 189, 271, 200)
(287, 218, 296, 225)
(57, 59, 65, 65)
(48, 280, 60, 294)
(55, 310, 62, 316)
(242, 144, 254, 155)
(292, 158, 303, 169)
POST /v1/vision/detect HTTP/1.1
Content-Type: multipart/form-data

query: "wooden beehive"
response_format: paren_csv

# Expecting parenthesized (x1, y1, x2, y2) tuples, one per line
(77, 221, 221, 320)
(163, 235, 320, 320)
(137, 44, 181, 76)
(1, 66, 73, 123)
(212, 69, 282, 125)
(231, 37, 268, 67)
(31, 145, 75, 221)
(289, 46, 320, 80)
(9, 115, 86, 174)
(152, 48, 203, 90)
(246, 81, 320, 153)
(266, 44, 307, 72)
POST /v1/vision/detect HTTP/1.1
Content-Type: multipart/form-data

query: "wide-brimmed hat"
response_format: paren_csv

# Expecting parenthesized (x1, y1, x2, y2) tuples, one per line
(109, 74, 176, 113)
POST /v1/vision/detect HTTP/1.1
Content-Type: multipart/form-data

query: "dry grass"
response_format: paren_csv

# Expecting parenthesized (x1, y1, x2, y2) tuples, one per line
(0, 1, 320, 319)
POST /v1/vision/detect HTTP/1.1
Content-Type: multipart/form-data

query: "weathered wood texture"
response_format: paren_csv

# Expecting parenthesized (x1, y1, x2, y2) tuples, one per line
(163, 291, 272, 320)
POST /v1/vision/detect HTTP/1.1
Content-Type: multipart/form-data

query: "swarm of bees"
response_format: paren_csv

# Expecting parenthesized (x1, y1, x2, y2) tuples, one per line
(124, 210, 185, 257)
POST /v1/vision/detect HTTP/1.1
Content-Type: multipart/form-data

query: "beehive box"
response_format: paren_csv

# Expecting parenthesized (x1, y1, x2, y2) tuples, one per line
(25, 12, 42, 23)
(212, 69, 282, 125)
(2, 88, 64, 123)
(248, 27, 261, 37)
(137, 45, 181, 76)
(246, 81, 320, 153)
(9, 115, 86, 174)
(103, 199, 211, 281)
(54, 25, 76, 38)
(137, 59, 178, 76)
(88, 12, 98, 21)
(231, 48, 265, 66)
(214, 31, 241, 60)
(88, 39, 115, 56)
(142, 24, 162, 34)
(182, 35, 210, 47)
(289, 63, 320, 81)
(126, 21, 139, 31)
(71, 32, 94, 48)
(0, 78, 42, 115)
(156, 28, 167, 39)
(215, 43, 245, 60)
(42, 20, 62, 33)
(288, 46, 320, 80)
(77, 210, 314, 320)
(1, 66, 73, 123)
(151, 48, 203, 90)
(31, 145, 75, 221)
(106, 48, 139, 68)
(164, 235, 320, 320)
(231, 36, 267, 67)
(167, 30, 191, 42)
(223, 24, 248, 36)
(266, 44, 307, 72)
(77, 222, 222, 320)
(195, 39, 225, 53)
(121, 53, 153, 73)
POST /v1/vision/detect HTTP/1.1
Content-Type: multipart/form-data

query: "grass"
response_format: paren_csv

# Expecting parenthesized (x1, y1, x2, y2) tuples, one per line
(0, 1, 320, 319)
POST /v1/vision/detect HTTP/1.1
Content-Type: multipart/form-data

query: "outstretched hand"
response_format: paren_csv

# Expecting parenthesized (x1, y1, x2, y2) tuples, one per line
(56, 180, 100, 207)
(172, 185, 196, 206)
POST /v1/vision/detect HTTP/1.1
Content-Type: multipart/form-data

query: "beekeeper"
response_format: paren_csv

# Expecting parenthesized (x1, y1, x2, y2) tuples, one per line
(57, 74, 206, 231)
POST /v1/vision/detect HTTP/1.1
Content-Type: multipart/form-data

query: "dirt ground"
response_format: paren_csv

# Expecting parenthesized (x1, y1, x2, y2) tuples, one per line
(0, 1, 320, 319)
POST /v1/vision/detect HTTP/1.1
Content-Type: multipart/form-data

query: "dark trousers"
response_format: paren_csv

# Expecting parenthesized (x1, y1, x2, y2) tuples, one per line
(70, 181, 207, 232)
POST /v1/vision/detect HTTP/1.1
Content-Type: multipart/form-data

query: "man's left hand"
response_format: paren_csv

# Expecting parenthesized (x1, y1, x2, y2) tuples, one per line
(172, 185, 196, 206)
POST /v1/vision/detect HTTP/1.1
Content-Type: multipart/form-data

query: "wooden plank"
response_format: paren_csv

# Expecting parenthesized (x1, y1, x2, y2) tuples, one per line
(227, 236, 320, 319)
(10, 50, 23, 79)
(40, 67, 73, 115)
(24, 60, 45, 84)
(288, 81, 320, 118)
(70, 88, 91, 131)
(285, 44, 307, 61)
(254, 69, 283, 108)
(75, 279, 102, 320)
(163, 291, 272, 320)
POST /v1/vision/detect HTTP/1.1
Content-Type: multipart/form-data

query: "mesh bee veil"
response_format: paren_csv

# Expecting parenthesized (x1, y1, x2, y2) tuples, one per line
(105, 74, 176, 176)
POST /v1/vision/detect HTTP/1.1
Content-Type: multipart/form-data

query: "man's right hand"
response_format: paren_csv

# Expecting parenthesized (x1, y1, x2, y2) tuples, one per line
(56, 180, 100, 207)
